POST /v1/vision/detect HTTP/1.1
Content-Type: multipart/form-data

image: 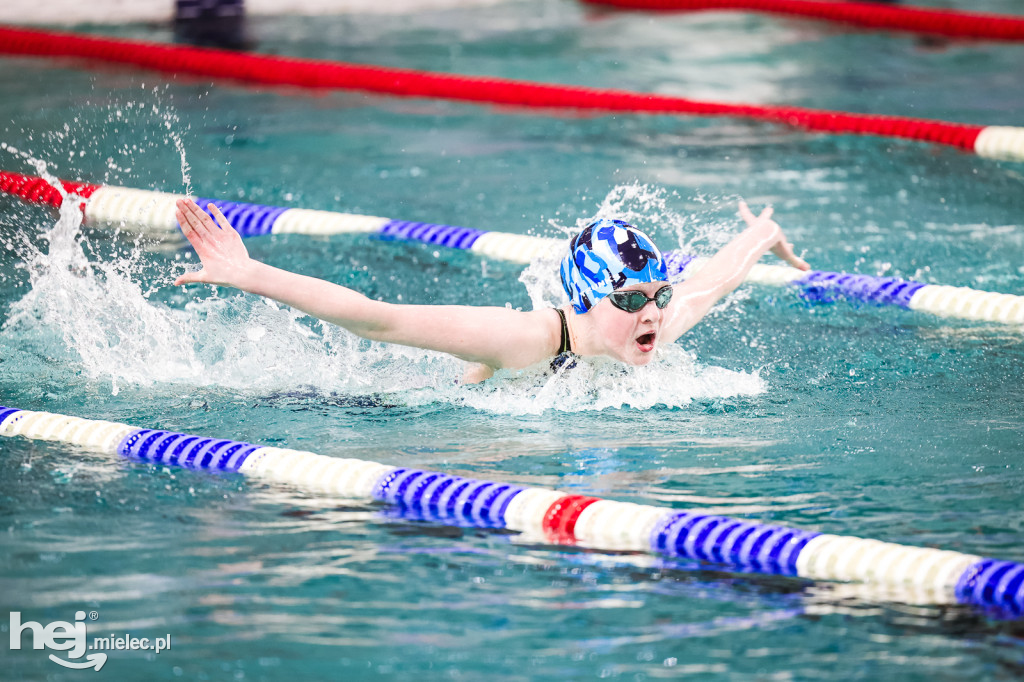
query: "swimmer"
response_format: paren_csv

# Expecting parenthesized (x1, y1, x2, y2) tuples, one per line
(173, 198, 809, 383)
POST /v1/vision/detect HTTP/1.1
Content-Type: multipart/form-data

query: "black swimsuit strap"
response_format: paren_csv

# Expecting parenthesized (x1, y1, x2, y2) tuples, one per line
(555, 308, 572, 354)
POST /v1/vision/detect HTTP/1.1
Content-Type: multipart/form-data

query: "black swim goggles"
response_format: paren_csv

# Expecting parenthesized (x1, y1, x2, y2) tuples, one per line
(607, 285, 673, 313)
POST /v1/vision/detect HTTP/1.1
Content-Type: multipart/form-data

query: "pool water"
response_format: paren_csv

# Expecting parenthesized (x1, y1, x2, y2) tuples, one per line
(2, 1, 1024, 679)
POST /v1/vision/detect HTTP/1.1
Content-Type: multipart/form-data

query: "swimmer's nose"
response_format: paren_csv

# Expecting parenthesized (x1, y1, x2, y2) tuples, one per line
(640, 301, 662, 324)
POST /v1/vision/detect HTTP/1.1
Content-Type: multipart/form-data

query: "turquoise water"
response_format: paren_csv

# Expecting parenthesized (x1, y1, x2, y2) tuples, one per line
(2, 1, 1024, 679)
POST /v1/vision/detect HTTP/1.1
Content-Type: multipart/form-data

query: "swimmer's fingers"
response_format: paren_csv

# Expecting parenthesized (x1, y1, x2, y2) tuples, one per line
(172, 207, 213, 286)
(738, 200, 754, 225)
(176, 200, 244, 254)
(771, 235, 810, 271)
(205, 203, 248, 261)
(737, 200, 773, 228)
(173, 199, 250, 287)
(175, 198, 215, 243)
(738, 200, 803, 267)
(208, 203, 236, 234)
(175, 209, 206, 264)
(178, 199, 236, 242)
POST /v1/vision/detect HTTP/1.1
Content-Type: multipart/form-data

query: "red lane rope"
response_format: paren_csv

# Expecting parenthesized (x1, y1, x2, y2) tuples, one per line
(0, 170, 99, 208)
(581, 0, 1024, 41)
(0, 25, 984, 152)
(542, 495, 602, 544)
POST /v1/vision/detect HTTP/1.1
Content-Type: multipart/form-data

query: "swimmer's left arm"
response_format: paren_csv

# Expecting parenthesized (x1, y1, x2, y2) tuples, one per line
(661, 201, 809, 343)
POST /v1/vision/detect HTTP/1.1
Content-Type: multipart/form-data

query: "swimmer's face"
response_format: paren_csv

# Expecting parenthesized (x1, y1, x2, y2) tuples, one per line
(588, 281, 669, 365)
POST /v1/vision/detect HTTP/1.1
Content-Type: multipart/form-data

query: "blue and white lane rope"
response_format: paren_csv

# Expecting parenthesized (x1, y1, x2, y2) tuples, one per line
(84, 185, 1024, 325)
(1, 405, 1021, 617)
(7, 177, 1024, 324)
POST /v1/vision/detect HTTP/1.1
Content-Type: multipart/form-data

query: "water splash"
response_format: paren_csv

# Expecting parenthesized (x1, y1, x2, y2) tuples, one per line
(519, 182, 737, 311)
(413, 346, 764, 416)
(3, 165, 196, 395)
(592, 182, 688, 234)
(161, 108, 193, 197)
(10, 90, 197, 197)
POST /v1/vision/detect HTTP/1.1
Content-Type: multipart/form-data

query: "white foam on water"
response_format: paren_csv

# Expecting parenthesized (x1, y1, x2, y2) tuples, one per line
(411, 346, 765, 416)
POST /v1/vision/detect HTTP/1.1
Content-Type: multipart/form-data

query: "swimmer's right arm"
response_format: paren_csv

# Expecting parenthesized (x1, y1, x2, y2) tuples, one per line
(661, 201, 809, 343)
(173, 199, 556, 370)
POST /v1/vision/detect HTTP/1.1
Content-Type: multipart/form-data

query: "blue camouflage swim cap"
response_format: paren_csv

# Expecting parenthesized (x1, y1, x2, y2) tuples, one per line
(560, 218, 668, 314)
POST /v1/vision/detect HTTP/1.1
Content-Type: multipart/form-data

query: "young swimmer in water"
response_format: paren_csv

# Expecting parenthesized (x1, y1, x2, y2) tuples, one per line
(173, 198, 809, 383)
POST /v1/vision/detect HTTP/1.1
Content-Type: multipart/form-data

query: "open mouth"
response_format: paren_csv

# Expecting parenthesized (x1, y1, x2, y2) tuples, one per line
(636, 332, 656, 352)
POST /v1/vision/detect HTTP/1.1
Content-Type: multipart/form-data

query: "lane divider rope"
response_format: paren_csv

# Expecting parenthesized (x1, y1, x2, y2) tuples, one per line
(1, 405, 1020, 616)
(580, 0, 1024, 42)
(0, 25, 1022, 161)
(4, 170, 1023, 325)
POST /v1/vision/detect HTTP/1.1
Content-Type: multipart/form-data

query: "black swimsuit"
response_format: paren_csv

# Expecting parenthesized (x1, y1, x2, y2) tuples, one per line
(550, 308, 578, 372)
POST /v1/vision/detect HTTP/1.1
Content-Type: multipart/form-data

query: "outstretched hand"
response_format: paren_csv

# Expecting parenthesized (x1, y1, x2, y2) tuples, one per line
(173, 199, 252, 287)
(738, 201, 810, 271)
